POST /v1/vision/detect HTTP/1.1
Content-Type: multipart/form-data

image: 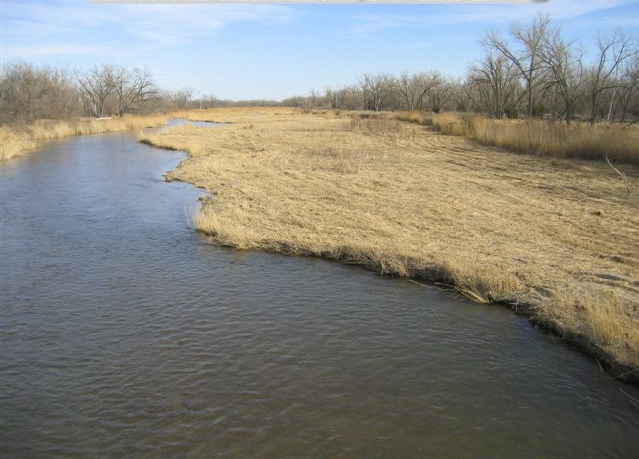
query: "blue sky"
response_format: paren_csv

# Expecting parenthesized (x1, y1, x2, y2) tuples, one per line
(1, 0, 638, 100)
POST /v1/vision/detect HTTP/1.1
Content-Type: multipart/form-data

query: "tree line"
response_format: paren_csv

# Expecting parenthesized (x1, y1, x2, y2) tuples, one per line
(2, 15, 637, 125)
(1, 64, 153, 124)
(0, 61, 287, 125)
(285, 15, 639, 124)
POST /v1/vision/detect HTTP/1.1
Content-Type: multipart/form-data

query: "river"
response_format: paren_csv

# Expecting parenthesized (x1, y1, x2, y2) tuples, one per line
(1, 122, 638, 458)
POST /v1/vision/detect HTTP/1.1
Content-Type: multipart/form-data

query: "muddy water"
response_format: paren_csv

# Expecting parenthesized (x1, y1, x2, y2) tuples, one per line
(1, 126, 638, 458)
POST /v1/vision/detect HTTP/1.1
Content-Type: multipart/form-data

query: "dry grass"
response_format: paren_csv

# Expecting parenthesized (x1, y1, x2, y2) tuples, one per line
(0, 128, 37, 160)
(419, 112, 639, 166)
(392, 110, 434, 126)
(537, 291, 639, 366)
(1, 114, 168, 160)
(139, 107, 639, 370)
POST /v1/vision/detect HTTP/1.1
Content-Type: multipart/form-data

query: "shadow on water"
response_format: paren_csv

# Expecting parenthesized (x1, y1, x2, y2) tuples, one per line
(1, 125, 638, 458)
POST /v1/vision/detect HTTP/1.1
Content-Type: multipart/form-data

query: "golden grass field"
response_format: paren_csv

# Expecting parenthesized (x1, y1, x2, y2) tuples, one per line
(140, 107, 639, 373)
(0, 114, 168, 160)
(395, 111, 639, 165)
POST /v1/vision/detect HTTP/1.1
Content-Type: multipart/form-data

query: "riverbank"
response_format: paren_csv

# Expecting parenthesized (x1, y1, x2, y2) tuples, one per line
(0, 114, 168, 161)
(139, 107, 639, 379)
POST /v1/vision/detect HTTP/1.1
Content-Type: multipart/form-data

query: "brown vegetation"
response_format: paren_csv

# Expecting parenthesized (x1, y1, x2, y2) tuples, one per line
(393, 111, 639, 165)
(1, 114, 168, 160)
(139, 107, 639, 374)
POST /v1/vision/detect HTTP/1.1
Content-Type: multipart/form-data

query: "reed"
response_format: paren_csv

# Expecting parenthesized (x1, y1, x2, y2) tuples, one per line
(1, 114, 169, 160)
(424, 113, 639, 165)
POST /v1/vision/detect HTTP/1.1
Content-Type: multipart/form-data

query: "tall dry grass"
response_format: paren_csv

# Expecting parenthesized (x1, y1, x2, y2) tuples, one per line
(0, 128, 37, 160)
(419, 113, 639, 166)
(139, 108, 639, 373)
(1, 114, 168, 160)
(536, 291, 639, 366)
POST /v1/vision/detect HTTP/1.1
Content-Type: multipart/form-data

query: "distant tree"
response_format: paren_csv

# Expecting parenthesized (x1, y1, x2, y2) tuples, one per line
(539, 27, 584, 123)
(1, 63, 50, 123)
(112, 66, 157, 116)
(282, 95, 305, 108)
(309, 89, 318, 109)
(469, 52, 522, 118)
(359, 73, 395, 111)
(427, 72, 455, 113)
(341, 85, 364, 110)
(483, 13, 551, 118)
(615, 56, 639, 123)
(325, 87, 342, 110)
(76, 65, 116, 118)
(171, 88, 194, 109)
(200, 94, 218, 109)
(395, 72, 437, 111)
(1, 63, 81, 123)
(585, 30, 638, 124)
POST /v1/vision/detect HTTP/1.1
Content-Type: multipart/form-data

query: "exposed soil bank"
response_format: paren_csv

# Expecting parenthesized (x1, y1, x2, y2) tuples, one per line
(140, 107, 639, 383)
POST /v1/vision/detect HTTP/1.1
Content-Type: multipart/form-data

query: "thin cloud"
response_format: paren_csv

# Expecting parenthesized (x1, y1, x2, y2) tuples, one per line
(2, 0, 298, 57)
(349, 0, 636, 35)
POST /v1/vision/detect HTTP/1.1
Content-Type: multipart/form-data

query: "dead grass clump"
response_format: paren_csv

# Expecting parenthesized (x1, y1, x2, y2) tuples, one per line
(392, 110, 433, 126)
(303, 145, 379, 173)
(0, 127, 37, 160)
(441, 260, 523, 304)
(349, 117, 404, 136)
(536, 291, 639, 367)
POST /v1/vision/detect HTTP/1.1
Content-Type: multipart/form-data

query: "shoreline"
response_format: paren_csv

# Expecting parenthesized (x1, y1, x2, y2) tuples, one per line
(141, 108, 638, 385)
(5, 108, 637, 384)
(1, 114, 169, 161)
(185, 223, 639, 386)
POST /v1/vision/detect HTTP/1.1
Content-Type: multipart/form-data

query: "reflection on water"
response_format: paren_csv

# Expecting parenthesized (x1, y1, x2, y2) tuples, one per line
(1, 129, 638, 458)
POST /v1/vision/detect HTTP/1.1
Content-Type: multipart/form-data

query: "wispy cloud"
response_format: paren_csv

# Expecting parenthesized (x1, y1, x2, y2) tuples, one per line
(2, 0, 297, 58)
(349, 0, 636, 35)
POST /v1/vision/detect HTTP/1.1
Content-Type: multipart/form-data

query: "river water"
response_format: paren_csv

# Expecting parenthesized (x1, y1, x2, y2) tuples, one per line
(1, 123, 638, 458)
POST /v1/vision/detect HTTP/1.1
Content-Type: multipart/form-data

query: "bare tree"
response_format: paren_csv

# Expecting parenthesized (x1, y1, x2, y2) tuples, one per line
(341, 85, 364, 110)
(427, 72, 455, 113)
(395, 72, 436, 111)
(359, 73, 395, 111)
(483, 13, 550, 118)
(325, 87, 341, 109)
(469, 52, 522, 118)
(76, 65, 116, 118)
(308, 89, 318, 109)
(1, 63, 49, 122)
(615, 56, 639, 123)
(282, 95, 305, 108)
(1, 63, 81, 123)
(200, 94, 218, 109)
(112, 67, 156, 116)
(540, 27, 584, 123)
(171, 88, 194, 109)
(586, 30, 638, 124)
